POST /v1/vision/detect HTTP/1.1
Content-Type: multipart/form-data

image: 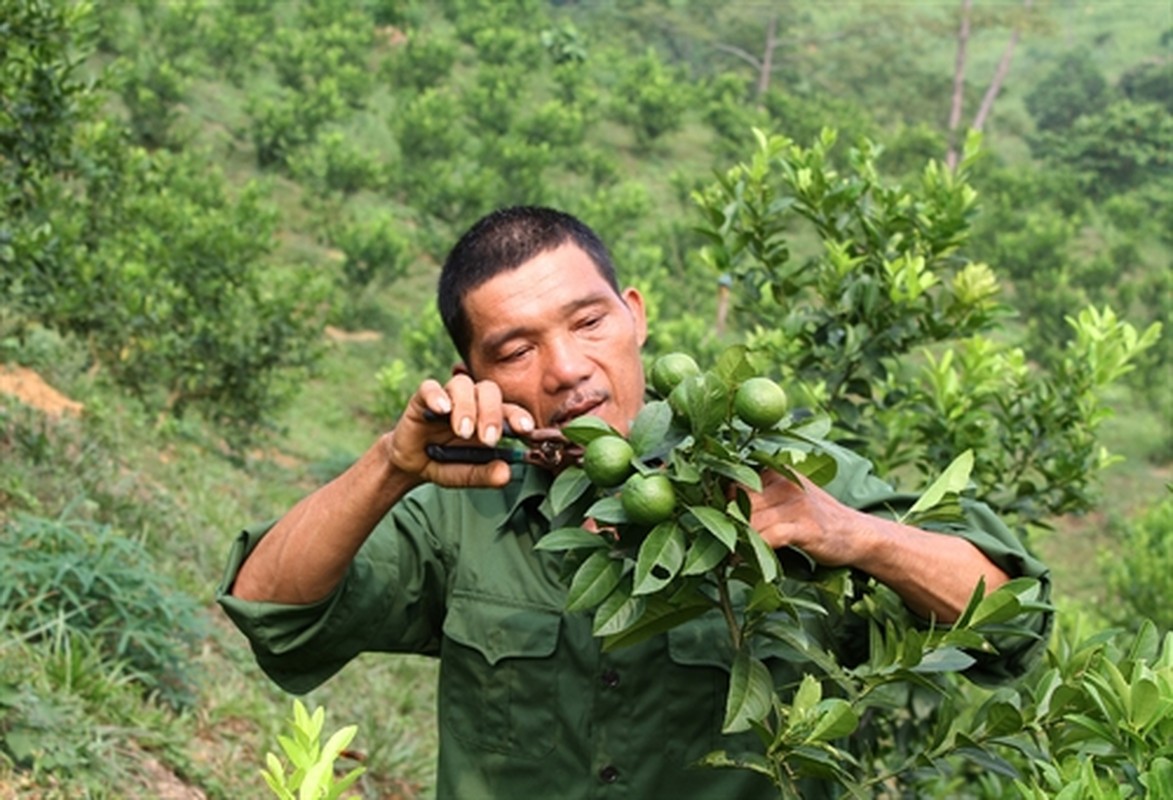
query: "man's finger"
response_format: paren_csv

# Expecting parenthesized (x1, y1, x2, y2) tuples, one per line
(474, 380, 504, 446)
(415, 378, 453, 419)
(503, 403, 536, 438)
(444, 374, 478, 439)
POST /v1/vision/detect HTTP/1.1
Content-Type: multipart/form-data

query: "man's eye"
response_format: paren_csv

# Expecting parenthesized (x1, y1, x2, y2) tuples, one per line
(500, 347, 530, 363)
(579, 314, 604, 330)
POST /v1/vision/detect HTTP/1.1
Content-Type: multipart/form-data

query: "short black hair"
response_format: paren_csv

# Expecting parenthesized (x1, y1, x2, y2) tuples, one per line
(438, 206, 620, 363)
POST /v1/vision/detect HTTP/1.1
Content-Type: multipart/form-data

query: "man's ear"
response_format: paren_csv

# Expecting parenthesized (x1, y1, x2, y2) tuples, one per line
(622, 286, 648, 348)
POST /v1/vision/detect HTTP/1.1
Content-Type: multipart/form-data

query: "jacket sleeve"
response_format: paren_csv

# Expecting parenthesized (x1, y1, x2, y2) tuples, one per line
(215, 486, 452, 694)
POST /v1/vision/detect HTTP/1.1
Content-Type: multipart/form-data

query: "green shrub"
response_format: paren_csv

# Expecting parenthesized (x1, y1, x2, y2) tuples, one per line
(380, 31, 457, 93)
(611, 47, 691, 149)
(288, 130, 382, 195)
(328, 215, 412, 292)
(1103, 495, 1173, 633)
(693, 129, 1161, 530)
(0, 513, 206, 706)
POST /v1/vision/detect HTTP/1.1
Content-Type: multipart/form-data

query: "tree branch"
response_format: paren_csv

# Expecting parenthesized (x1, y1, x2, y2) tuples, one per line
(713, 41, 762, 71)
(973, 0, 1035, 134)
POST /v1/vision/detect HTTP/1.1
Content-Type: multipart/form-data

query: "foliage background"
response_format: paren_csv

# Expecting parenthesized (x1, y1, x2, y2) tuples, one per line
(1, 0, 1169, 796)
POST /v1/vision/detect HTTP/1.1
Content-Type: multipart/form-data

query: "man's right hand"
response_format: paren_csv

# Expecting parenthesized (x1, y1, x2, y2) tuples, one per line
(385, 374, 538, 488)
(232, 374, 539, 604)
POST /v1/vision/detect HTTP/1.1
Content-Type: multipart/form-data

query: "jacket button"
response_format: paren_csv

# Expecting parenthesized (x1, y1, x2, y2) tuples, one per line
(601, 668, 620, 688)
(599, 764, 619, 783)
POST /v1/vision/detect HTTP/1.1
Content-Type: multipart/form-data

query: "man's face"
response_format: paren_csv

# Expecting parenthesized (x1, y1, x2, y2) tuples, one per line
(462, 243, 648, 434)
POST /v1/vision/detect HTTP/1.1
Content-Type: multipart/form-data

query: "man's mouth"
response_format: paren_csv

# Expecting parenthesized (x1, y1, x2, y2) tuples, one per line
(549, 391, 609, 427)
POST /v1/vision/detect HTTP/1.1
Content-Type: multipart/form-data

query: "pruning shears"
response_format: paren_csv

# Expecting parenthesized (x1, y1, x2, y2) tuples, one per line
(421, 411, 580, 470)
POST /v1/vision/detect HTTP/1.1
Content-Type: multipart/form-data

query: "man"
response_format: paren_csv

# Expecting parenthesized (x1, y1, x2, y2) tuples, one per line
(218, 206, 1050, 798)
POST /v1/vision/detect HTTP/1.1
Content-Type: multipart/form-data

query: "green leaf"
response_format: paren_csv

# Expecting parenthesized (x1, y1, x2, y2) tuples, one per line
(548, 466, 593, 517)
(808, 698, 859, 742)
(704, 458, 763, 492)
(969, 589, 1023, 628)
(786, 744, 852, 781)
(790, 415, 832, 441)
(628, 401, 673, 458)
(696, 749, 776, 779)
(632, 521, 686, 595)
(534, 526, 609, 552)
(593, 583, 647, 636)
(669, 450, 702, 484)
(954, 746, 1021, 780)
(681, 531, 731, 575)
(278, 734, 310, 770)
(1140, 757, 1173, 797)
(982, 700, 1025, 737)
(723, 649, 774, 733)
(1065, 713, 1119, 745)
(320, 724, 358, 765)
(561, 414, 617, 445)
(584, 496, 628, 524)
(673, 372, 729, 436)
(744, 527, 779, 583)
(1127, 619, 1161, 663)
(746, 581, 784, 614)
(952, 576, 989, 629)
(300, 760, 330, 800)
(566, 550, 623, 612)
(326, 766, 367, 800)
(793, 451, 838, 486)
(687, 505, 738, 551)
(1129, 675, 1161, 731)
(714, 344, 756, 385)
(912, 647, 976, 674)
(601, 596, 711, 652)
(906, 449, 973, 518)
(792, 674, 822, 718)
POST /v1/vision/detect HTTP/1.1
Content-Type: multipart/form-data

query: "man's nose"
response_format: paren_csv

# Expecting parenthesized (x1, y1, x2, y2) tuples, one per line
(542, 335, 592, 391)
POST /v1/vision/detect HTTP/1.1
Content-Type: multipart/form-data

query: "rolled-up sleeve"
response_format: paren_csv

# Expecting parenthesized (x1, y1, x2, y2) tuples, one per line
(822, 442, 1053, 683)
(215, 488, 452, 694)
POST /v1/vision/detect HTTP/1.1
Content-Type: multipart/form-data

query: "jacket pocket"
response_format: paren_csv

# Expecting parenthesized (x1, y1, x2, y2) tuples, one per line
(440, 592, 562, 759)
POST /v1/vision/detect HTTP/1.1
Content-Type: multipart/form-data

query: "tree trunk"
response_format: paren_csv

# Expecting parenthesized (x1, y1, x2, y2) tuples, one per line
(757, 15, 779, 100)
(713, 14, 782, 105)
(945, 0, 973, 170)
(946, 0, 1034, 171)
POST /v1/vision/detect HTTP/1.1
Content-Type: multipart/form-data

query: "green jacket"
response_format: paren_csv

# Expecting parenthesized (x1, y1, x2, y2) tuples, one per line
(217, 447, 1050, 799)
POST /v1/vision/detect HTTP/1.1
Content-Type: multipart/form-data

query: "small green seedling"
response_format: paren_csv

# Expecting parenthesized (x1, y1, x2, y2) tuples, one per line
(261, 698, 365, 800)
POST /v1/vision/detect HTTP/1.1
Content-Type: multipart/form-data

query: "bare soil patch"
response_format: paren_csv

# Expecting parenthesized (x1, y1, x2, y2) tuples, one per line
(325, 326, 383, 344)
(0, 365, 83, 418)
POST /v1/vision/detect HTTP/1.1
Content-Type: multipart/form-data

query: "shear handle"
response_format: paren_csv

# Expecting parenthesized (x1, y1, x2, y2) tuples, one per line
(424, 443, 525, 464)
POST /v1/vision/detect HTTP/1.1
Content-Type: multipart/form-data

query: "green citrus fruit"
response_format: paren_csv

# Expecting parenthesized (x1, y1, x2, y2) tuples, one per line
(621, 472, 677, 525)
(734, 377, 788, 429)
(650, 352, 701, 396)
(582, 435, 635, 488)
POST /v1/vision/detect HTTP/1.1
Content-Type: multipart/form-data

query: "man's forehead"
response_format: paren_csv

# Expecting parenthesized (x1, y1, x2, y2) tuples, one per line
(464, 248, 619, 345)
(467, 245, 610, 307)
